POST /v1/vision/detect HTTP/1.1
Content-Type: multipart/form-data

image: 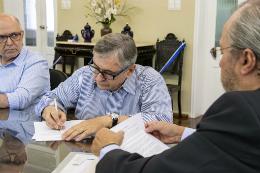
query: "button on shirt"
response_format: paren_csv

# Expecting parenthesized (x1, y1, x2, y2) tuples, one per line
(0, 45, 50, 109)
(36, 64, 173, 123)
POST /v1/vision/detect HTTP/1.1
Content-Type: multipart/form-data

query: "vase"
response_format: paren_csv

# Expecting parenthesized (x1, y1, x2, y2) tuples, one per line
(101, 24, 112, 37)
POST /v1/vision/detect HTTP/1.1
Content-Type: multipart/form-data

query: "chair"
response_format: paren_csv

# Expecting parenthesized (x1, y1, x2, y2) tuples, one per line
(49, 69, 68, 90)
(155, 33, 185, 119)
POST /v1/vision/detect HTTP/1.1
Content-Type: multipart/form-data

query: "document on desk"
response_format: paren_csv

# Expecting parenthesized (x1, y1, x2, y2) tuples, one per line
(33, 120, 85, 141)
(60, 154, 97, 173)
(110, 113, 170, 157)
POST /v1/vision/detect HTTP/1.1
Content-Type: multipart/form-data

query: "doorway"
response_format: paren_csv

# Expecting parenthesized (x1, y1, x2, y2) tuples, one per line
(3, 0, 57, 67)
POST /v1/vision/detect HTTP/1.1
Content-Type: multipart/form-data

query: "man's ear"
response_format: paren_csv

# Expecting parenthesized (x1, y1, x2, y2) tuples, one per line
(240, 48, 256, 75)
(126, 64, 136, 78)
(21, 30, 25, 39)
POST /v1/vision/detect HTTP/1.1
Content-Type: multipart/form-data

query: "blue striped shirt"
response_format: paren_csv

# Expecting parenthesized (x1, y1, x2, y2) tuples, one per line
(36, 64, 173, 123)
(0, 106, 41, 146)
(0, 45, 50, 110)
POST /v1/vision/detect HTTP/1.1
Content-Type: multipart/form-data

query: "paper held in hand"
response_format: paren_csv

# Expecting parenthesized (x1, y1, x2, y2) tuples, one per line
(110, 113, 170, 158)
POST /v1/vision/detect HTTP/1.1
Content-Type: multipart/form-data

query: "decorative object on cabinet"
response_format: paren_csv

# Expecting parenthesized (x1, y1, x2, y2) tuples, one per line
(83, 0, 141, 36)
(155, 33, 185, 119)
(56, 30, 74, 41)
(81, 23, 95, 42)
(101, 23, 112, 37)
(121, 22, 133, 38)
(73, 34, 78, 42)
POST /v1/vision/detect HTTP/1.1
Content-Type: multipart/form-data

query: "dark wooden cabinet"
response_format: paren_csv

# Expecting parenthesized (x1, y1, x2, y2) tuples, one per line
(54, 41, 156, 75)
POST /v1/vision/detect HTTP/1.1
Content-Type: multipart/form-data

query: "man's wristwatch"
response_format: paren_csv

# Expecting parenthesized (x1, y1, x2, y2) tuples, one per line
(110, 113, 119, 128)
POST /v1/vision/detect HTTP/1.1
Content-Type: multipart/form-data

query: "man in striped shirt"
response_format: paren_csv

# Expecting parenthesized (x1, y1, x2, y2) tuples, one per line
(36, 33, 173, 141)
(0, 13, 50, 110)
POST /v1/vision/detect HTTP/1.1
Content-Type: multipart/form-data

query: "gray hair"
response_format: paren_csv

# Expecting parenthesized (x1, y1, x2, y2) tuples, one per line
(228, 0, 260, 62)
(93, 33, 137, 69)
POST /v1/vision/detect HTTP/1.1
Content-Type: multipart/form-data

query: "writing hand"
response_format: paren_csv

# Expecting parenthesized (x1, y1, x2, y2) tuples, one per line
(42, 105, 66, 130)
(145, 121, 186, 144)
(91, 128, 124, 156)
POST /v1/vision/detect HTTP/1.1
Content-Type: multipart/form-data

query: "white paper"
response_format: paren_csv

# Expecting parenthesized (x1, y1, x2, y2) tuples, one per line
(33, 120, 86, 141)
(60, 154, 96, 173)
(110, 113, 170, 157)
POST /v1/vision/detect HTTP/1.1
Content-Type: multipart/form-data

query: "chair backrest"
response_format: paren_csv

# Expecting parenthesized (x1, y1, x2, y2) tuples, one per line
(155, 33, 185, 77)
(49, 69, 68, 90)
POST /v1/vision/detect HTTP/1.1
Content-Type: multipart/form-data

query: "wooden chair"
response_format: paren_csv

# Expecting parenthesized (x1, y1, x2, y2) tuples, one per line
(155, 33, 185, 119)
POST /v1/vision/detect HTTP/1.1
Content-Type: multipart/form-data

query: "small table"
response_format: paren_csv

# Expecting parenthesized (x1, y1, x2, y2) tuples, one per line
(54, 41, 156, 75)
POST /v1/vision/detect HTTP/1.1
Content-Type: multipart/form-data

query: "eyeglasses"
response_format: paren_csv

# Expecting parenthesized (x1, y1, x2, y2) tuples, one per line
(88, 58, 128, 80)
(210, 47, 231, 60)
(0, 156, 25, 166)
(0, 146, 25, 166)
(0, 32, 22, 43)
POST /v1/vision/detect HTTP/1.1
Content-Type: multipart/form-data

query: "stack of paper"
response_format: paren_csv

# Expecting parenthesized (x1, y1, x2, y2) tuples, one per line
(33, 120, 84, 141)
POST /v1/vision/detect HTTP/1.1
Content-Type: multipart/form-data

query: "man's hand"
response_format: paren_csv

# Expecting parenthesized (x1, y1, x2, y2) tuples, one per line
(64, 140, 92, 151)
(46, 141, 63, 151)
(61, 116, 111, 141)
(42, 105, 67, 130)
(0, 94, 9, 108)
(145, 121, 186, 144)
(91, 128, 124, 156)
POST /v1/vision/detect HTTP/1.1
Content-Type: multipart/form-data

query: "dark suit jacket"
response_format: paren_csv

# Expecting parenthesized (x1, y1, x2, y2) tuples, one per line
(96, 89, 260, 173)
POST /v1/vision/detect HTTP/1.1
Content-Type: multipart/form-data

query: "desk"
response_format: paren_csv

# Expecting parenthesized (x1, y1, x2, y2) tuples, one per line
(0, 107, 95, 173)
(54, 41, 156, 75)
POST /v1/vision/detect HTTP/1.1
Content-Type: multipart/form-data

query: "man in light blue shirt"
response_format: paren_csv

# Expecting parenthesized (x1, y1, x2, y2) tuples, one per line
(0, 13, 50, 110)
(36, 33, 173, 141)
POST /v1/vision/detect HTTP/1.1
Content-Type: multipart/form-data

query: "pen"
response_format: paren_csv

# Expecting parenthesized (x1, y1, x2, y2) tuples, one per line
(54, 98, 60, 130)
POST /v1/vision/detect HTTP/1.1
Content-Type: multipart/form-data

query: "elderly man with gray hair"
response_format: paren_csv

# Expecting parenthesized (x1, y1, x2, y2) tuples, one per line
(36, 33, 172, 141)
(91, 1, 260, 172)
(0, 13, 50, 110)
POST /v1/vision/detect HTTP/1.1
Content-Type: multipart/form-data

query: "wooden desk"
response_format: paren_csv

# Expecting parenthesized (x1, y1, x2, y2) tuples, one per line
(54, 41, 156, 75)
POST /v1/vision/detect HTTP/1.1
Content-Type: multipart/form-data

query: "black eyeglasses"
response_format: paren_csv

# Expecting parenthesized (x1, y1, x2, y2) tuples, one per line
(0, 156, 25, 165)
(210, 47, 231, 60)
(88, 58, 128, 80)
(0, 31, 22, 43)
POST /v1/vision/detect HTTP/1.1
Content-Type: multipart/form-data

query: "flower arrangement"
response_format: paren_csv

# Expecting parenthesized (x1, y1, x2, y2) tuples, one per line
(84, 0, 141, 25)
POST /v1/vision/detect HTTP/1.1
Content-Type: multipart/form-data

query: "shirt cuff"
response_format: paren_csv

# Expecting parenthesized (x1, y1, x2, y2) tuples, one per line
(181, 127, 196, 141)
(99, 144, 121, 161)
(6, 93, 19, 110)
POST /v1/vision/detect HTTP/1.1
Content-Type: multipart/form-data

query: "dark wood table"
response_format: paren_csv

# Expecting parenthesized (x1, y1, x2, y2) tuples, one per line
(53, 41, 156, 75)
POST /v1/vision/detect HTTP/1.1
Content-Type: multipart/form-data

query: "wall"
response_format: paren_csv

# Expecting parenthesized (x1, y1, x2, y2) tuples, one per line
(0, 0, 4, 13)
(57, 0, 195, 116)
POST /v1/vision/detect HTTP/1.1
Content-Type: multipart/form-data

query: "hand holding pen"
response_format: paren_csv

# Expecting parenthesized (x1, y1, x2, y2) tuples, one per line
(41, 98, 67, 130)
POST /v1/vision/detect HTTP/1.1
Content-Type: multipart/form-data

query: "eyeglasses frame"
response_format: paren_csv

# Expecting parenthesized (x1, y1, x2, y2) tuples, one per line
(88, 58, 128, 80)
(210, 47, 231, 60)
(0, 31, 22, 43)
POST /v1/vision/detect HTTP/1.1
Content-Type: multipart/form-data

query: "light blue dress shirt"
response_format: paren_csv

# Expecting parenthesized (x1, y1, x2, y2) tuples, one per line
(0, 45, 50, 110)
(36, 64, 173, 123)
(0, 108, 41, 146)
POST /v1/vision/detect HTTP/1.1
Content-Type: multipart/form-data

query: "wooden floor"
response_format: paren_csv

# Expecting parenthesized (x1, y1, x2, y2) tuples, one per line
(67, 109, 203, 129)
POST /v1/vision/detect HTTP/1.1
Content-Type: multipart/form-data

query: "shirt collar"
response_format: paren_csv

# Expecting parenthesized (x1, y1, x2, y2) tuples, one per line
(122, 70, 136, 95)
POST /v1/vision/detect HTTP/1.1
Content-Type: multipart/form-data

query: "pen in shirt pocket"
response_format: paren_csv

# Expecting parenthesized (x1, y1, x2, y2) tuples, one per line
(54, 98, 60, 131)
